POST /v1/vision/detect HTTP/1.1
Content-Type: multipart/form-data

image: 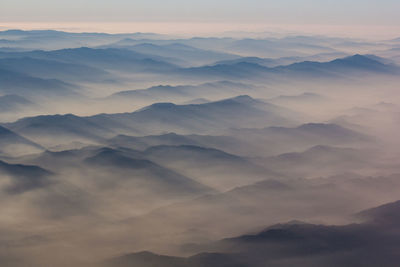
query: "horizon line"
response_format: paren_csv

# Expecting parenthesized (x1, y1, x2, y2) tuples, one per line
(1, 22, 400, 40)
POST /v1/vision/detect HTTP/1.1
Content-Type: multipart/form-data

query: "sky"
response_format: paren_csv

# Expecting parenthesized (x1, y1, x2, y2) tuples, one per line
(1, 0, 400, 37)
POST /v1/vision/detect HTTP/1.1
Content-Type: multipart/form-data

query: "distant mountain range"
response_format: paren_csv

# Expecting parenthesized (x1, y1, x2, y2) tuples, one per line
(108, 81, 255, 103)
(183, 55, 399, 79)
(102, 42, 239, 66)
(0, 57, 111, 82)
(0, 68, 77, 97)
(262, 145, 374, 177)
(2, 95, 298, 147)
(142, 145, 280, 190)
(229, 123, 371, 156)
(0, 47, 178, 73)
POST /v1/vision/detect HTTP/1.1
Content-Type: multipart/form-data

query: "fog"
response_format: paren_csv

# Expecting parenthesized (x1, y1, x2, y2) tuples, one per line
(0, 29, 400, 266)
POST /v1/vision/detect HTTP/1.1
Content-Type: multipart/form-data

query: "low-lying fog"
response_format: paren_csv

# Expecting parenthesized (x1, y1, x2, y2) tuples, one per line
(0, 29, 400, 266)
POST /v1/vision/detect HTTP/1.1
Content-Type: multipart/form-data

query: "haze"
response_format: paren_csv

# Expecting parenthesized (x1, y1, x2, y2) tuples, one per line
(1, 0, 400, 38)
(0, 1, 400, 267)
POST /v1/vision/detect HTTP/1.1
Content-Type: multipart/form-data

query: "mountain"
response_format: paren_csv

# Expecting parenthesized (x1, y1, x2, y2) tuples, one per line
(106, 133, 202, 151)
(182, 62, 271, 78)
(179, 54, 398, 80)
(263, 145, 373, 177)
(108, 81, 255, 103)
(14, 146, 215, 217)
(356, 200, 400, 226)
(267, 92, 326, 105)
(275, 54, 398, 76)
(2, 114, 115, 147)
(84, 147, 213, 195)
(229, 123, 370, 156)
(91, 95, 298, 135)
(181, 98, 210, 105)
(0, 160, 52, 194)
(0, 68, 77, 97)
(105, 251, 187, 267)
(213, 52, 350, 68)
(103, 36, 237, 53)
(143, 145, 280, 190)
(108, 42, 239, 66)
(0, 47, 178, 73)
(2, 117, 363, 157)
(105, 132, 240, 153)
(0, 57, 111, 81)
(226, 38, 335, 58)
(18, 145, 215, 197)
(0, 30, 166, 50)
(0, 125, 43, 156)
(113, 172, 400, 257)
(106, 200, 400, 267)
(214, 56, 281, 67)
(2, 96, 299, 146)
(248, 122, 368, 140)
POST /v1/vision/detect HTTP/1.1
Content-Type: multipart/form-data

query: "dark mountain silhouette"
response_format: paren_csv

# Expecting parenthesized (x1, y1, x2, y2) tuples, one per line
(106, 199, 400, 267)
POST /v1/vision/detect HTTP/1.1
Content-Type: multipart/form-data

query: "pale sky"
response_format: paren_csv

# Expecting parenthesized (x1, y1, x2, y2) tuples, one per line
(1, 0, 399, 37)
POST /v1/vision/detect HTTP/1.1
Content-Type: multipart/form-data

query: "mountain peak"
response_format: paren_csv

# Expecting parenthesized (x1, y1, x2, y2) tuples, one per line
(231, 94, 255, 102)
(331, 54, 385, 67)
(137, 102, 177, 112)
(357, 200, 400, 225)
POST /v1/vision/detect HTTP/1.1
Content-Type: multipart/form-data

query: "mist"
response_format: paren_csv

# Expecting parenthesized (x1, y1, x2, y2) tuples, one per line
(0, 28, 399, 267)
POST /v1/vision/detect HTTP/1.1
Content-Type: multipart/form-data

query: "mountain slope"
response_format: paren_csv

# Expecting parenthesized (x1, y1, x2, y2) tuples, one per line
(0, 47, 177, 72)
(2, 114, 115, 147)
(90, 95, 298, 135)
(179, 55, 398, 79)
(0, 68, 77, 97)
(109, 81, 254, 103)
(113, 42, 239, 66)
(0, 125, 43, 156)
(230, 123, 371, 156)
(143, 145, 280, 190)
(106, 199, 400, 267)
(0, 160, 52, 194)
(0, 57, 111, 81)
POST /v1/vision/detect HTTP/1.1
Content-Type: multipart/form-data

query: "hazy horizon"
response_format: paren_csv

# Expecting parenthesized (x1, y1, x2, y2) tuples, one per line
(2, 0, 400, 39)
(1, 22, 400, 40)
(1, 1, 400, 267)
